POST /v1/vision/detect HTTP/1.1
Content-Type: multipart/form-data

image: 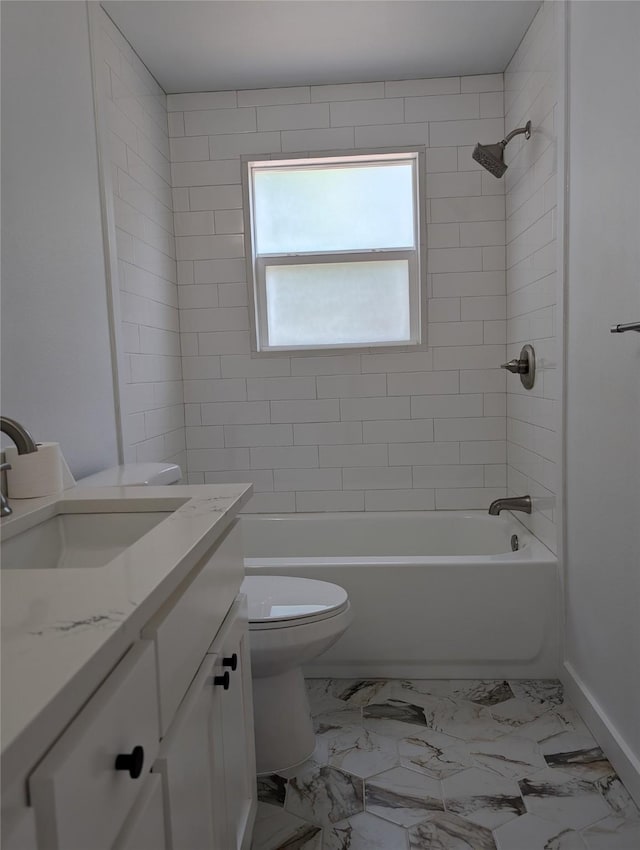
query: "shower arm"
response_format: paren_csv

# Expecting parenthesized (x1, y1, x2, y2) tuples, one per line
(502, 121, 532, 147)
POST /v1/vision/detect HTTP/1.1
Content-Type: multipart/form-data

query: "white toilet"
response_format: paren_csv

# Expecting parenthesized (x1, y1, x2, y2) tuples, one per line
(242, 574, 353, 775)
(77, 462, 182, 488)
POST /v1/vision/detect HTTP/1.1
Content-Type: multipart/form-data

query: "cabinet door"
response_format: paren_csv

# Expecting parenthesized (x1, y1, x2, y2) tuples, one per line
(112, 775, 166, 850)
(153, 654, 229, 850)
(29, 641, 160, 850)
(213, 597, 257, 850)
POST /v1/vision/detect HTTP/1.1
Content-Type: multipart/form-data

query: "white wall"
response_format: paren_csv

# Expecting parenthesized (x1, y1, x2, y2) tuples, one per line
(504, 0, 561, 555)
(1, 1, 119, 477)
(167, 77, 510, 512)
(564, 0, 640, 801)
(93, 8, 185, 470)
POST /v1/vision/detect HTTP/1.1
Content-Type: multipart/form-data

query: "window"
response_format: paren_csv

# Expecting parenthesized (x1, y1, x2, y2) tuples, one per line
(244, 151, 424, 353)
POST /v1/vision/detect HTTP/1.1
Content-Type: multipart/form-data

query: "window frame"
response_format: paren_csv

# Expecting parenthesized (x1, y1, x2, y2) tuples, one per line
(242, 148, 427, 356)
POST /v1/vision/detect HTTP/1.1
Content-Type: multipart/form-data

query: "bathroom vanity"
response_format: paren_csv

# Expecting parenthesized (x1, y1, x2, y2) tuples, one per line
(0, 483, 256, 850)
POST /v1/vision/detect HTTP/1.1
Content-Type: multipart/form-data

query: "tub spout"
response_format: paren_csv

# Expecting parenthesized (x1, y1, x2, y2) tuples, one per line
(488, 495, 532, 516)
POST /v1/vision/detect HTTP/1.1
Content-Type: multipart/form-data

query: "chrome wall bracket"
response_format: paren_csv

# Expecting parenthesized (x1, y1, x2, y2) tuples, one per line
(501, 344, 536, 390)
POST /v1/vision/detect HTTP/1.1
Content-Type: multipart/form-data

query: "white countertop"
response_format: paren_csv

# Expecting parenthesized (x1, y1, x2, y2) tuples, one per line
(0, 483, 252, 785)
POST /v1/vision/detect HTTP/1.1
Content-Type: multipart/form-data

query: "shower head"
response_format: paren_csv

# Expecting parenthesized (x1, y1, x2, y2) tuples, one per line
(472, 120, 532, 178)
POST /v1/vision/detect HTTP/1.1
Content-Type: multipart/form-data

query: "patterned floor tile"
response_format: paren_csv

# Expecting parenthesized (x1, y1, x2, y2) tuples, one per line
(408, 812, 497, 849)
(493, 812, 586, 849)
(364, 765, 444, 827)
(314, 724, 399, 778)
(580, 815, 640, 849)
(323, 812, 409, 849)
(594, 774, 640, 821)
(251, 802, 322, 850)
(488, 697, 553, 730)
(449, 680, 515, 706)
(251, 680, 639, 850)
(463, 734, 548, 781)
(519, 767, 613, 830)
(509, 679, 565, 707)
(257, 774, 288, 807)
(442, 766, 525, 828)
(540, 732, 617, 783)
(398, 728, 473, 779)
(284, 762, 364, 826)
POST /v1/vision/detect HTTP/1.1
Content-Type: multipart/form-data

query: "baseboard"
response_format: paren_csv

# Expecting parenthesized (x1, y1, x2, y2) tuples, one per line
(304, 659, 560, 680)
(562, 661, 640, 806)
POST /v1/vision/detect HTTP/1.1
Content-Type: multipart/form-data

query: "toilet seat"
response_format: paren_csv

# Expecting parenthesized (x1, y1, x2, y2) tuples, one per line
(242, 576, 349, 630)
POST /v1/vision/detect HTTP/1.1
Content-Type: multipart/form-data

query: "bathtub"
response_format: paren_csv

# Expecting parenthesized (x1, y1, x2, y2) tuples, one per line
(241, 511, 559, 679)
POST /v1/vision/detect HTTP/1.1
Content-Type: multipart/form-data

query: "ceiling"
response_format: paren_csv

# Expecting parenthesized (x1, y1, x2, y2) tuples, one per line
(101, 1, 541, 94)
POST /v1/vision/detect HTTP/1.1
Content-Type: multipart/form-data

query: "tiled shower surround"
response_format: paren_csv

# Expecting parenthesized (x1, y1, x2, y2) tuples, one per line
(167, 75, 512, 514)
(251, 678, 640, 849)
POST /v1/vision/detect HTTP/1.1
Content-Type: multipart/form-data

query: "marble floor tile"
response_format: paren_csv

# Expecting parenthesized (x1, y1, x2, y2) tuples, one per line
(398, 729, 474, 779)
(509, 679, 565, 707)
(449, 680, 515, 707)
(284, 762, 364, 826)
(323, 812, 409, 850)
(306, 679, 352, 717)
(314, 724, 399, 779)
(594, 774, 640, 821)
(541, 736, 616, 784)
(580, 815, 640, 849)
(364, 765, 444, 827)
(328, 679, 390, 707)
(252, 679, 639, 850)
(408, 812, 497, 849)
(488, 697, 553, 730)
(519, 767, 613, 830)
(422, 696, 510, 742)
(442, 766, 526, 829)
(463, 734, 548, 781)
(251, 803, 322, 850)
(493, 813, 587, 849)
(313, 708, 363, 735)
(257, 774, 288, 807)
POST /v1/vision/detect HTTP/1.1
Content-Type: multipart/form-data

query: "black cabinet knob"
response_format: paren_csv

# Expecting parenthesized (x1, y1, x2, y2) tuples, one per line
(213, 671, 230, 690)
(115, 745, 144, 779)
(222, 653, 238, 671)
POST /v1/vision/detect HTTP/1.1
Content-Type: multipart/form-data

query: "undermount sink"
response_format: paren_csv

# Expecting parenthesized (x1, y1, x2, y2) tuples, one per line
(1, 511, 174, 570)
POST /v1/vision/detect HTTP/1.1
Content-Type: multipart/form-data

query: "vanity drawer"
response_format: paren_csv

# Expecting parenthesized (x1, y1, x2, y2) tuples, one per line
(142, 520, 242, 734)
(29, 641, 160, 850)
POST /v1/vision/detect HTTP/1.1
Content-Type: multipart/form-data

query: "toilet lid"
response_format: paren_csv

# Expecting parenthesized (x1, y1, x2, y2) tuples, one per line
(241, 576, 349, 629)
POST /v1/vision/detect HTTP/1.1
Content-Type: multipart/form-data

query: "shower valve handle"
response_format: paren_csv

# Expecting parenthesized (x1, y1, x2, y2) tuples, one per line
(501, 358, 528, 375)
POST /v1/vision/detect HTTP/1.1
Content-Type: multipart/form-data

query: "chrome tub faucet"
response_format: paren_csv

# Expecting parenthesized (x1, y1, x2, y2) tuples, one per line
(488, 495, 532, 516)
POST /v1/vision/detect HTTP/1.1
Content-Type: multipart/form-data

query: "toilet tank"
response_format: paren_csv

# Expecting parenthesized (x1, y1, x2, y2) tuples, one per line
(77, 463, 182, 487)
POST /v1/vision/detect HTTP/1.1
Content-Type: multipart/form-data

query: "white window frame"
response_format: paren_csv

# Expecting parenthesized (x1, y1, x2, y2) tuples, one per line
(243, 149, 426, 355)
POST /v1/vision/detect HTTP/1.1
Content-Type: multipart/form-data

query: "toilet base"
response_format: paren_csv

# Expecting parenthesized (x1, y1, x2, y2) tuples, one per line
(252, 667, 316, 775)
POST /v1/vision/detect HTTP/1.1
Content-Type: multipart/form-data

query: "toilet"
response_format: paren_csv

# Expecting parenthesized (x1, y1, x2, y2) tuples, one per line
(242, 574, 353, 775)
(77, 462, 182, 487)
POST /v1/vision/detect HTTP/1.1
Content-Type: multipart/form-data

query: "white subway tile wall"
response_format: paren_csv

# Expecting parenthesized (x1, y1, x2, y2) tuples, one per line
(167, 73, 509, 511)
(504, 1, 560, 552)
(96, 9, 185, 469)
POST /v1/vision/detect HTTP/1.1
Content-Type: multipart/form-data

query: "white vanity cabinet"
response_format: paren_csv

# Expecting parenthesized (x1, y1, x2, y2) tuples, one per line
(14, 515, 256, 850)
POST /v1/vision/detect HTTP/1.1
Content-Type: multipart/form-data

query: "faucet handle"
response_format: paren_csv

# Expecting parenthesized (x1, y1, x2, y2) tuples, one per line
(501, 358, 526, 374)
(0, 462, 12, 472)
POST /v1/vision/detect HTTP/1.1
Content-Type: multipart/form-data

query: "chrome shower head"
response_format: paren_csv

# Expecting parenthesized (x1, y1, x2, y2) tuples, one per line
(472, 120, 532, 178)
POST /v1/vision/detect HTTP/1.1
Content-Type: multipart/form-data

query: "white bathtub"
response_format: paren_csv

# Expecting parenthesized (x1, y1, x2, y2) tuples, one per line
(241, 511, 559, 679)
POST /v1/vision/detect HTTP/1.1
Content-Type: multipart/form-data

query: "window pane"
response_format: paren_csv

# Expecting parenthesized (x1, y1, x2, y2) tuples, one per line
(254, 162, 415, 254)
(265, 260, 411, 348)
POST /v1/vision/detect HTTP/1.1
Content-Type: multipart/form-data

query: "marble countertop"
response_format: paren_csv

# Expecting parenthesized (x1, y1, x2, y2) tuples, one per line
(0, 483, 252, 785)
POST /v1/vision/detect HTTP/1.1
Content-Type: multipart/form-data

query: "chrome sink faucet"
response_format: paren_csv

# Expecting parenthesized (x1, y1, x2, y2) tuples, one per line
(0, 416, 38, 517)
(488, 495, 532, 516)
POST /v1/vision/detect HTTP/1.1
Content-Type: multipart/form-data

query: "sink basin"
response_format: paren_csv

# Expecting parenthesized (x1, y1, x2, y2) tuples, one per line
(1, 511, 174, 570)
